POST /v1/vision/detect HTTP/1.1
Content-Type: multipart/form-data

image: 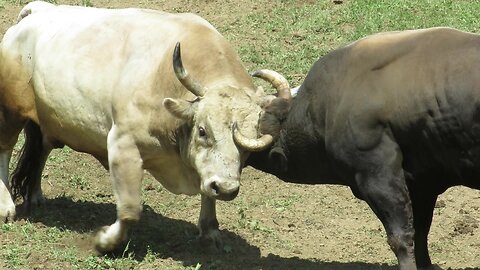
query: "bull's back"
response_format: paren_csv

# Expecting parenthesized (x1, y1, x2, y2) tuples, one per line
(0, 5, 214, 155)
(339, 28, 480, 116)
(304, 27, 480, 184)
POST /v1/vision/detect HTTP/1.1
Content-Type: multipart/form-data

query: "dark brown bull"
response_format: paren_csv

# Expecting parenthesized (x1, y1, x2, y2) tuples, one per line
(245, 27, 480, 270)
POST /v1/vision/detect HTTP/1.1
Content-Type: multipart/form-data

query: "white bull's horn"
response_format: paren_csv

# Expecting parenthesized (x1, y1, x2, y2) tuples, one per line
(251, 69, 291, 101)
(173, 42, 206, 97)
(232, 122, 273, 152)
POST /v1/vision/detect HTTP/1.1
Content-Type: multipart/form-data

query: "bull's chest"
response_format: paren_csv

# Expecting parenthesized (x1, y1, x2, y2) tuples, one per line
(143, 155, 201, 196)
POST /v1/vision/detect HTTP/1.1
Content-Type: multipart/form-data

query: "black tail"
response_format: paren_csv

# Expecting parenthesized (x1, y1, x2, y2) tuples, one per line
(11, 120, 44, 202)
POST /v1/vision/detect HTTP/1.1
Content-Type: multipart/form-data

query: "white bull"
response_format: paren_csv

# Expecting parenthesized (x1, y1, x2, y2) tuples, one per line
(0, 1, 274, 252)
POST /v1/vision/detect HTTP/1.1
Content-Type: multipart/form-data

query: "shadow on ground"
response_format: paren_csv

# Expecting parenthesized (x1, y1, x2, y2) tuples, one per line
(16, 196, 474, 270)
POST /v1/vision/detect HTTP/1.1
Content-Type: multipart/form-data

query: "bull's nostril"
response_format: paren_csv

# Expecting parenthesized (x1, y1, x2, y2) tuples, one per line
(210, 181, 219, 195)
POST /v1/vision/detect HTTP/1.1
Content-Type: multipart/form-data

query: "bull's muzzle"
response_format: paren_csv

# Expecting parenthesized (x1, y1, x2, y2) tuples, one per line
(202, 176, 240, 201)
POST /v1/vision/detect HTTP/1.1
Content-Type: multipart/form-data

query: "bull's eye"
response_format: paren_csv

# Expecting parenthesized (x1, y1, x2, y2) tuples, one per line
(198, 126, 207, 138)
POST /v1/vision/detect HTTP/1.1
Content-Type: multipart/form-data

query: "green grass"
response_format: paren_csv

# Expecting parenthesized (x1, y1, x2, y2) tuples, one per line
(226, 0, 480, 87)
(344, 0, 480, 39)
(1, 221, 139, 269)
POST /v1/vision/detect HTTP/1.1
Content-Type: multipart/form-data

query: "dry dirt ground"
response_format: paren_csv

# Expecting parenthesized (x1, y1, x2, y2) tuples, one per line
(1, 1, 480, 270)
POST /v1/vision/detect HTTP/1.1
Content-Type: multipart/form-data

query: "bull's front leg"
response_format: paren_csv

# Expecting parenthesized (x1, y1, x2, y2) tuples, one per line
(353, 133, 416, 270)
(95, 126, 143, 253)
(198, 194, 222, 249)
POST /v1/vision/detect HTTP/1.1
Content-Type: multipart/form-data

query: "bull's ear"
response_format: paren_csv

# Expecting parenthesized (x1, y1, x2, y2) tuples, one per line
(254, 86, 276, 108)
(163, 98, 196, 120)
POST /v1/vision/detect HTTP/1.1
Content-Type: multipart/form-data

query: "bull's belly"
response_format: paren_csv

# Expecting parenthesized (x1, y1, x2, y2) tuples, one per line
(399, 125, 480, 187)
(36, 98, 111, 161)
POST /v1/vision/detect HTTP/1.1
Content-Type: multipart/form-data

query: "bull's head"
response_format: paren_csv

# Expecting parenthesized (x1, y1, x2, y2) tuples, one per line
(163, 43, 273, 201)
(246, 69, 292, 140)
(241, 69, 293, 173)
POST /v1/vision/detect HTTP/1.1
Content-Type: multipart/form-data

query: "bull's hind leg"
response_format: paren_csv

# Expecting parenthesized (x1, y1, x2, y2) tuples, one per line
(406, 181, 438, 269)
(95, 125, 143, 253)
(0, 110, 26, 223)
(0, 149, 15, 223)
(353, 133, 416, 270)
(10, 121, 53, 211)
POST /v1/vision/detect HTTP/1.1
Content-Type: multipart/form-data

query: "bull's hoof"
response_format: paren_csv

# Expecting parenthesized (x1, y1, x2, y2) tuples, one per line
(0, 201, 16, 224)
(197, 229, 223, 252)
(29, 192, 46, 208)
(94, 225, 120, 254)
(20, 194, 46, 215)
(0, 209, 15, 224)
(94, 222, 129, 254)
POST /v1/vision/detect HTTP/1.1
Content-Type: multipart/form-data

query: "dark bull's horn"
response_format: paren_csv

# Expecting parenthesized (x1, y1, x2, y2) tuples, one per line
(232, 122, 273, 152)
(251, 69, 292, 101)
(173, 42, 206, 97)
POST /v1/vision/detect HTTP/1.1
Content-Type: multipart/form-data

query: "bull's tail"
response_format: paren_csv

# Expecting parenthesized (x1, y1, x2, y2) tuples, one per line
(11, 120, 44, 202)
(17, 1, 55, 23)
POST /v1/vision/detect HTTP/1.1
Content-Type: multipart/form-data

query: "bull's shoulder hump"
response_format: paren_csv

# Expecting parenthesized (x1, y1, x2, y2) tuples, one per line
(348, 27, 476, 51)
(341, 27, 478, 71)
(14, 4, 216, 34)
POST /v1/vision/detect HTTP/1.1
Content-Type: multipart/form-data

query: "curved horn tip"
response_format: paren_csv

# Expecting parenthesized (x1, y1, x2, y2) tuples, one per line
(250, 70, 261, 77)
(250, 70, 268, 78)
(173, 42, 185, 75)
(172, 42, 206, 97)
(250, 69, 291, 101)
(174, 42, 181, 55)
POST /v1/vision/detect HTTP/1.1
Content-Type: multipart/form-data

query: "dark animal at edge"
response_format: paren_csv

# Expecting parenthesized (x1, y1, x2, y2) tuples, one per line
(243, 27, 480, 270)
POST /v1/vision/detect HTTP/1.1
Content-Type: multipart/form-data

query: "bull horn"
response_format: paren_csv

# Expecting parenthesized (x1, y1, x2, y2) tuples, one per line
(251, 69, 291, 101)
(173, 42, 206, 97)
(232, 122, 273, 152)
